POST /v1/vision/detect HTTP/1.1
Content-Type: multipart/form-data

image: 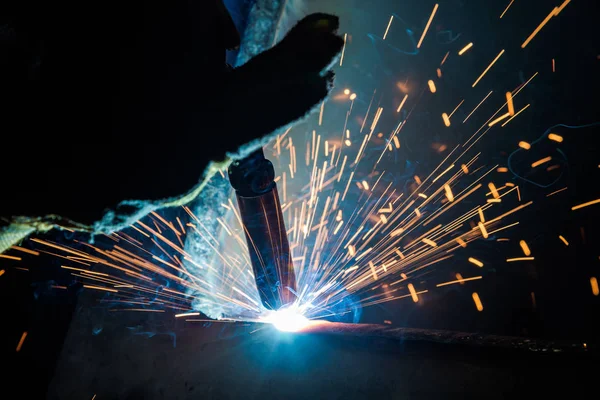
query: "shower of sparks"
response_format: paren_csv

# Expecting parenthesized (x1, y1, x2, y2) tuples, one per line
(417, 4, 439, 49)
(2, 2, 594, 331)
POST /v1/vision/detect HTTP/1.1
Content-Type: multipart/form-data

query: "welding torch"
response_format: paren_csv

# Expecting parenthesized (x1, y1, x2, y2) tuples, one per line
(228, 148, 297, 311)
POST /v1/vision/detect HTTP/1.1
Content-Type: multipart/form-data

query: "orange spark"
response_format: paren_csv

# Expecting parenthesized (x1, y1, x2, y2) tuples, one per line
(506, 92, 515, 116)
(472, 292, 484, 311)
(519, 141, 531, 150)
(552, 58, 556, 72)
(0, 254, 21, 261)
(488, 183, 500, 199)
(422, 238, 437, 247)
(478, 222, 489, 238)
(478, 208, 485, 223)
(437, 276, 482, 287)
(463, 90, 493, 123)
(442, 113, 451, 127)
(558, 235, 569, 246)
(16, 331, 28, 352)
(10, 246, 39, 256)
(417, 4, 439, 49)
(506, 257, 535, 262)
(522, 1, 571, 48)
(456, 238, 467, 248)
(519, 240, 532, 256)
(469, 258, 484, 267)
(548, 133, 563, 142)
(500, 0, 515, 18)
(472, 50, 505, 87)
(444, 184, 454, 202)
(408, 283, 419, 302)
(83, 285, 119, 293)
(428, 80, 437, 93)
(572, 198, 600, 211)
(497, 167, 508, 172)
(531, 156, 552, 168)
(591, 277, 599, 296)
(458, 42, 473, 55)
(461, 164, 469, 174)
(0, 269, 5, 277)
(488, 112, 511, 127)
(501, 103, 531, 127)
(437, 68, 442, 78)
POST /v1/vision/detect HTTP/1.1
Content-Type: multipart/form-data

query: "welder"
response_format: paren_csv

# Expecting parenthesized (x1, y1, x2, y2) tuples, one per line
(0, 0, 343, 265)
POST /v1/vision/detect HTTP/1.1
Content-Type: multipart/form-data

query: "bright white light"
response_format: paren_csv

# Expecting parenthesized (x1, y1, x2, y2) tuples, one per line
(262, 307, 309, 332)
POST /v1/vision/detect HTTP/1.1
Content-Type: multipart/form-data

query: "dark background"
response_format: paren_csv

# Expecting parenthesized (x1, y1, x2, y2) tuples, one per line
(1, 0, 598, 397)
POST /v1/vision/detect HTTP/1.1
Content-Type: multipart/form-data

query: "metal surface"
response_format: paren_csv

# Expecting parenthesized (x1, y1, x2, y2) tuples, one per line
(228, 149, 297, 310)
(48, 299, 596, 399)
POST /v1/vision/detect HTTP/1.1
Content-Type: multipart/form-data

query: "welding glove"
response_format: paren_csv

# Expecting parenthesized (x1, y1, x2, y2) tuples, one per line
(0, 0, 343, 252)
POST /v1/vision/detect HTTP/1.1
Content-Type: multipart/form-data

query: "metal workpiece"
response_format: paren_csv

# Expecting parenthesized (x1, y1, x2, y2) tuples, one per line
(228, 148, 297, 310)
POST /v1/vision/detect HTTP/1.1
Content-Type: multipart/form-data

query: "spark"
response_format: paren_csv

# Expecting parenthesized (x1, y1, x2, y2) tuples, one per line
(500, 0, 515, 18)
(407, 283, 419, 302)
(396, 94, 408, 113)
(519, 141, 531, 150)
(545, 187, 567, 198)
(572, 198, 600, 211)
(506, 257, 535, 262)
(0, 270, 4, 277)
(472, 49, 505, 88)
(83, 285, 119, 293)
(444, 184, 454, 202)
(501, 103, 531, 127)
(417, 3, 439, 49)
(521, 1, 571, 48)
(458, 42, 473, 56)
(519, 240, 532, 256)
(488, 112, 511, 127)
(437, 68, 442, 78)
(488, 183, 500, 199)
(436, 276, 482, 287)
(442, 113, 451, 127)
(0, 254, 21, 261)
(428, 80, 437, 93)
(463, 91, 493, 123)
(383, 15, 394, 40)
(531, 156, 552, 168)
(548, 133, 563, 142)
(16, 331, 28, 352)
(340, 33, 348, 66)
(558, 235, 569, 246)
(552, 58, 556, 72)
(175, 312, 200, 318)
(591, 277, 600, 296)
(468, 258, 484, 267)
(478, 222, 488, 239)
(506, 92, 515, 116)
(10, 246, 39, 256)
(497, 167, 508, 173)
(349, 93, 357, 101)
(472, 292, 484, 311)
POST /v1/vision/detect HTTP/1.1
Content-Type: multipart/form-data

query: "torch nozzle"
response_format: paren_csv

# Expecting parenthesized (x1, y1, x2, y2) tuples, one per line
(228, 149, 297, 310)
